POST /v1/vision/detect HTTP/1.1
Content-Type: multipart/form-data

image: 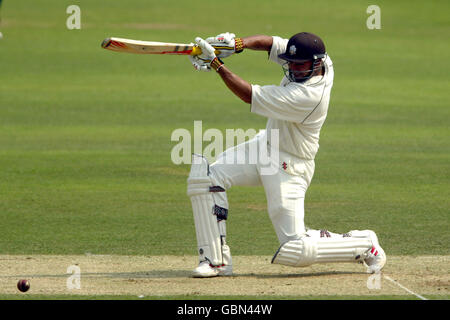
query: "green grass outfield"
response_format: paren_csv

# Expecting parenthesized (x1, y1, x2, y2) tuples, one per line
(0, 0, 449, 300)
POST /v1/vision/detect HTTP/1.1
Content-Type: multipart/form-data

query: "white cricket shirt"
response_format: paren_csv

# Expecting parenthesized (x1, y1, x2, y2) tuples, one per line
(251, 36, 334, 160)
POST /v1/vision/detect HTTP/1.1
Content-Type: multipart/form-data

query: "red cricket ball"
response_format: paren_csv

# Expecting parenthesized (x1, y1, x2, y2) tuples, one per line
(17, 279, 30, 293)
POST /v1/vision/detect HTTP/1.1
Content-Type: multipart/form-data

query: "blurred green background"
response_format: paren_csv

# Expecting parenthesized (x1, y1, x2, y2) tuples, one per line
(0, 0, 448, 257)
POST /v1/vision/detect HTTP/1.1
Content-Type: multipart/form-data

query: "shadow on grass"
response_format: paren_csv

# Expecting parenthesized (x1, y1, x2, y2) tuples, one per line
(3, 270, 366, 279)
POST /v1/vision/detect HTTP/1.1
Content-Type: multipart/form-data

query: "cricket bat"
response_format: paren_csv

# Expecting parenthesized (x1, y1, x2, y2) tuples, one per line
(101, 37, 220, 56)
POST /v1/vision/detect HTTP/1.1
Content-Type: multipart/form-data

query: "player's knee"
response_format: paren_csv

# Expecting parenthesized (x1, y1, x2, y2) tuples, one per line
(187, 154, 227, 197)
(267, 202, 285, 220)
(208, 165, 228, 190)
(187, 155, 210, 197)
(271, 237, 317, 267)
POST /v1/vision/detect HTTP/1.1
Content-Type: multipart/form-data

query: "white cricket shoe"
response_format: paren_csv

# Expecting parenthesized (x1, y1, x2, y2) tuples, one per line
(362, 230, 387, 273)
(192, 261, 233, 278)
(217, 264, 233, 276)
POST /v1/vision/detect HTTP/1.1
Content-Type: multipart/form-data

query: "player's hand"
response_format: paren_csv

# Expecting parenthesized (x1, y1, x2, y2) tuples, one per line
(206, 32, 236, 59)
(188, 37, 216, 72)
(189, 38, 224, 72)
(188, 40, 212, 72)
(188, 55, 211, 72)
(195, 37, 217, 62)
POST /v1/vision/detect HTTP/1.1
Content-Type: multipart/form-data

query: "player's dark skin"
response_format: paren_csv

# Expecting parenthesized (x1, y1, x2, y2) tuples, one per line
(216, 35, 324, 104)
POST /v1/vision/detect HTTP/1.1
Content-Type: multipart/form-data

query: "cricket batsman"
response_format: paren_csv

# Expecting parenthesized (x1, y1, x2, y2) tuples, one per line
(186, 32, 386, 277)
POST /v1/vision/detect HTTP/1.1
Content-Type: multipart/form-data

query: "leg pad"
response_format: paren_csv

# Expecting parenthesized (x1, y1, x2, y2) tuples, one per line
(272, 235, 372, 267)
(187, 154, 230, 266)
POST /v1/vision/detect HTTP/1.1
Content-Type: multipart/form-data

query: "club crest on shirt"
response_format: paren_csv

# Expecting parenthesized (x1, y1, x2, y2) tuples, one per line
(282, 162, 287, 170)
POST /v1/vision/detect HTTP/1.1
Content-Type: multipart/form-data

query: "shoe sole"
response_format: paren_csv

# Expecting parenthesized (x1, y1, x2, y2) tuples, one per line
(192, 267, 233, 278)
(192, 271, 219, 278)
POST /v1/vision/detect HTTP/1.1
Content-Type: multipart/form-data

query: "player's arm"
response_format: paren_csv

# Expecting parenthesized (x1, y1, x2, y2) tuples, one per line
(213, 35, 273, 103)
(215, 64, 252, 104)
(212, 35, 274, 103)
(193, 37, 274, 104)
(240, 35, 273, 52)
(206, 33, 273, 58)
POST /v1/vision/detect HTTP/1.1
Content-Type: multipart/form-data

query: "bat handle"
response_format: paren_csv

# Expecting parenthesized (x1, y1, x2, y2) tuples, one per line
(190, 45, 220, 56)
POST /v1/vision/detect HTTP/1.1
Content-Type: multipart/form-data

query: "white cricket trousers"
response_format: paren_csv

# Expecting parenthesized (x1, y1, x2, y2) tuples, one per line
(209, 131, 315, 245)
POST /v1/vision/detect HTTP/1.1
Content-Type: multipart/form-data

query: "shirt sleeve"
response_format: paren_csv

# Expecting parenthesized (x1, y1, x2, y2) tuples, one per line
(268, 36, 289, 66)
(250, 83, 321, 122)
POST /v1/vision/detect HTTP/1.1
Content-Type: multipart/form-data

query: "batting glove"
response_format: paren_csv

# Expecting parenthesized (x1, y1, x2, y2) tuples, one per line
(189, 55, 211, 71)
(206, 32, 244, 58)
(189, 37, 224, 72)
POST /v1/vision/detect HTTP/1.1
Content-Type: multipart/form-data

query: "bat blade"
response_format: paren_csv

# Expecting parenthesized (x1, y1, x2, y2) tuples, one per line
(101, 37, 199, 55)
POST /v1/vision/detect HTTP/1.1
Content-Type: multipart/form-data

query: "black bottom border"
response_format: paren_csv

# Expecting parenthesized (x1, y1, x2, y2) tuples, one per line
(0, 299, 446, 318)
